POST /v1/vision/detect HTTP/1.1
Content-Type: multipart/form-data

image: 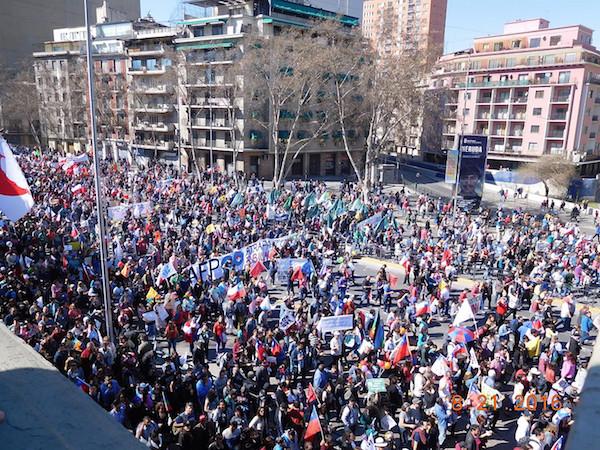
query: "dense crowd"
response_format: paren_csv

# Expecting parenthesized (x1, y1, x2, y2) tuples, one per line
(0, 147, 598, 450)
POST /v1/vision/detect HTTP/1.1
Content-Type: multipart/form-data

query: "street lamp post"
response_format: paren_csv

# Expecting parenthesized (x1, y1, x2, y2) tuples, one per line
(452, 48, 474, 221)
(83, 0, 115, 344)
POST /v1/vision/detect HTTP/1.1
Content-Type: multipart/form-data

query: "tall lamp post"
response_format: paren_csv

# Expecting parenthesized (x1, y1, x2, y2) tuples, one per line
(452, 48, 474, 220)
(84, 0, 115, 344)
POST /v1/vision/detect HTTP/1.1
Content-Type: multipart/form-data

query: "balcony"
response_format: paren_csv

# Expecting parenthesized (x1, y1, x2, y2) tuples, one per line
(128, 45, 165, 56)
(495, 96, 511, 104)
(509, 129, 524, 137)
(491, 129, 507, 136)
(549, 113, 567, 121)
(129, 65, 167, 75)
(187, 139, 233, 151)
(475, 129, 489, 135)
(545, 147, 565, 156)
(491, 113, 509, 120)
(189, 98, 231, 108)
(133, 122, 173, 132)
(443, 127, 456, 134)
(477, 96, 492, 104)
(547, 130, 565, 139)
(190, 119, 234, 130)
(509, 113, 526, 120)
(132, 104, 173, 113)
(512, 97, 528, 103)
(133, 140, 175, 151)
(490, 146, 522, 154)
(455, 78, 572, 89)
(133, 84, 171, 94)
(476, 114, 490, 120)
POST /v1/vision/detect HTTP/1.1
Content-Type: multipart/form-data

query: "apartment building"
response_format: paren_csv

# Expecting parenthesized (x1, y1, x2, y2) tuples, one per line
(362, 0, 446, 57)
(430, 19, 600, 175)
(33, 19, 144, 155)
(175, 0, 363, 179)
(127, 24, 182, 164)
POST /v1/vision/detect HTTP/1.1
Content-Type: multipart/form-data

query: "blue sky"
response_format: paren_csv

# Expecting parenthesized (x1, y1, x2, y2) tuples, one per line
(140, 0, 600, 54)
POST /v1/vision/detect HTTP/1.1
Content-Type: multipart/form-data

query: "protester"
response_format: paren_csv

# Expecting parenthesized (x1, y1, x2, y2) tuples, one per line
(0, 146, 596, 450)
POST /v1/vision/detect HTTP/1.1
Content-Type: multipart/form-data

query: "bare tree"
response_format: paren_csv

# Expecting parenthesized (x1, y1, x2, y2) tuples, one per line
(0, 60, 42, 147)
(518, 155, 577, 198)
(241, 28, 331, 188)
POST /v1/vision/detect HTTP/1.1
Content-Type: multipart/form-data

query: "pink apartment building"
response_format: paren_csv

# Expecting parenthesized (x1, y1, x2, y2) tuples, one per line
(430, 18, 600, 175)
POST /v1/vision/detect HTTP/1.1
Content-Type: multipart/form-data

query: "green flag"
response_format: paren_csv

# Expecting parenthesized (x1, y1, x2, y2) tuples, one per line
(283, 196, 293, 210)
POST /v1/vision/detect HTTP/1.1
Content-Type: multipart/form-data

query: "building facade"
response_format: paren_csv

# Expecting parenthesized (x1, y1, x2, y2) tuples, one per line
(32, 0, 364, 179)
(174, 0, 364, 179)
(362, 0, 446, 56)
(430, 19, 600, 175)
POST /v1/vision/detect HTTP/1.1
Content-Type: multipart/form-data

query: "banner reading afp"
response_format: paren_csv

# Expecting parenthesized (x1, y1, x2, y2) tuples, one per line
(458, 135, 488, 208)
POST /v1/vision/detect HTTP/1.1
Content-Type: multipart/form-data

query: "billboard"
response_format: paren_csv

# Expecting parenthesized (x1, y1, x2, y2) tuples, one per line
(457, 135, 488, 208)
(445, 149, 459, 184)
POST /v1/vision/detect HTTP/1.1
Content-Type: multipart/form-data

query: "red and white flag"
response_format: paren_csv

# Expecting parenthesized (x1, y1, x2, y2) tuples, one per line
(0, 137, 34, 221)
(415, 300, 430, 317)
(71, 184, 86, 196)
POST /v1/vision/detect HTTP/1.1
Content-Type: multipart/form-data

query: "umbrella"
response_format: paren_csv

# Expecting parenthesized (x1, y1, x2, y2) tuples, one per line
(448, 326, 475, 344)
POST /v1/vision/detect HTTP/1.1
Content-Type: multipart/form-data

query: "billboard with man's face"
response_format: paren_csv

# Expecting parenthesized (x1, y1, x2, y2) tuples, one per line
(458, 135, 488, 209)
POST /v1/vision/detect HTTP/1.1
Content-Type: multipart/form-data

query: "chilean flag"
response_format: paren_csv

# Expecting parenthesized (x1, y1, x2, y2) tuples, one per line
(250, 261, 267, 279)
(304, 404, 322, 441)
(415, 300, 430, 317)
(0, 137, 34, 221)
(550, 436, 564, 450)
(227, 282, 247, 300)
(391, 335, 411, 366)
(71, 184, 86, 196)
(306, 383, 318, 404)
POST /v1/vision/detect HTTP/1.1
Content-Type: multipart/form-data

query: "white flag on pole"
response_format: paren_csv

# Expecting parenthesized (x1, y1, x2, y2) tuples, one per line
(0, 137, 34, 221)
(469, 347, 480, 369)
(453, 298, 476, 326)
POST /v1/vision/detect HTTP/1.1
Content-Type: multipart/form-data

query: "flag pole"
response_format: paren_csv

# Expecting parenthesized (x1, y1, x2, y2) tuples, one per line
(84, 0, 115, 344)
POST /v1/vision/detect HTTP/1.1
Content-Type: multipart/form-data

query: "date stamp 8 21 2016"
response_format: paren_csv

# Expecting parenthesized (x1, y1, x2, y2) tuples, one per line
(450, 393, 563, 412)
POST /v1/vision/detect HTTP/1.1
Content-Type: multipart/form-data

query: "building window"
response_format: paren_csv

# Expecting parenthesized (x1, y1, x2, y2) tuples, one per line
(531, 125, 540, 133)
(193, 28, 205, 37)
(565, 53, 577, 63)
(528, 142, 538, 150)
(591, 132, 597, 139)
(558, 71, 571, 83)
(463, 108, 470, 116)
(530, 37, 541, 48)
(482, 43, 490, 51)
(550, 35, 561, 46)
(533, 108, 542, 116)
(493, 42, 504, 51)
(212, 24, 224, 35)
(593, 115, 598, 122)
(506, 58, 516, 67)
(512, 40, 521, 49)
(535, 90, 544, 99)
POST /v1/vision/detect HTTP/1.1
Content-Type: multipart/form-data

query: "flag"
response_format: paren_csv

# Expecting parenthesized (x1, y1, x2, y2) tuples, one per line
(304, 192, 317, 208)
(469, 347, 480, 369)
(304, 405, 322, 441)
(388, 273, 399, 289)
(399, 255, 410, 271)
(415, 300, 430, 317)
(120, 262, 131, 278)
(453, 298, 476, 326)
(468, 381, 484, 408)
(71, 184, 86, 196)
(550, 436, 564, 450)
(306, 383, 318, 404)
(279, 305, 296, 330)
(157, 262, 177, 285)
(283, 196, 293, 211)
(369, 311, 384, 350)
(230, 192, 244, 208)
(74, 377, 90, 393)
(0, 137, 34, 221)
(250, 261, 267, 278)
(391, 335, 411, 366)
(291, 265, 305, 282)
(268, 189, 280, 205)
(431, 356, 450, 376)
(146, 287, 160, 301)
(227, 282, 247, 300)
(70, 225, 80, 239)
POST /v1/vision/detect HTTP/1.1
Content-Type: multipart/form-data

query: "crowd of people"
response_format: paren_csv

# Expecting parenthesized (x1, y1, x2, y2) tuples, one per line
(0, 147, 598, 450)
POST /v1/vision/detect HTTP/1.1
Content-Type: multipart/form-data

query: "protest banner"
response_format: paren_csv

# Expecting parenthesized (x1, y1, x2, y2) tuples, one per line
(318, 314, 354, 333)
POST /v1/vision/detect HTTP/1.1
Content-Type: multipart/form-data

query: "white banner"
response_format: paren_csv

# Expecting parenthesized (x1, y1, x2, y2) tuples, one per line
(318, 314, 354, 333)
